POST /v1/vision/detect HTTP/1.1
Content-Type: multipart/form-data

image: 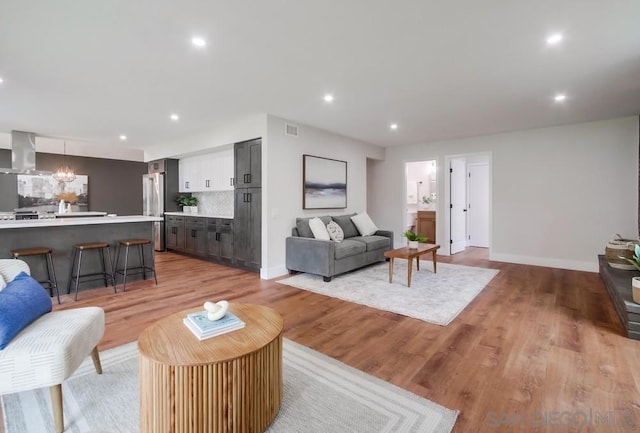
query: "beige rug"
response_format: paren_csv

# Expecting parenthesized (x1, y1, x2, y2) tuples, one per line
(2, 339, 458, 433)
(278, 261, 499, 325)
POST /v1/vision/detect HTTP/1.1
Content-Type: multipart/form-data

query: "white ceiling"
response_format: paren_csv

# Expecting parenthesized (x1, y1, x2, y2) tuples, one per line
(0, 1, 638, 151)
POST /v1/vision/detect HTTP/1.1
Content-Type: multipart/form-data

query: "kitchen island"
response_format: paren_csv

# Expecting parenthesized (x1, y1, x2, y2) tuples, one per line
(0, 215, 163, 297)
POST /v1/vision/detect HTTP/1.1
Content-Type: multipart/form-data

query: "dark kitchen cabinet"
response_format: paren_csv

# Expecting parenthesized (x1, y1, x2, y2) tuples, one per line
(233, 187, 261, 272)
(207, 218, 234, 263)
(165, 215, 185, 251)
(234, 138, 261, 188)
(185, 217, 207, 256)
(233, 138, 262, 272)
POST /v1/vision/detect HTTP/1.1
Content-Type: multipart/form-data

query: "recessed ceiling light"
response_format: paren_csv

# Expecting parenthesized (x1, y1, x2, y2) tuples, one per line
(191, 37, 206, 48)
(546, 33, 563, 45)
(323, 94, 334, 103)
(119, 134, 127, 141)
(170, 113, 180, 121)
(0, 77, 3, 84)
(390, 123, 399, 130)
(554, 94, 566, 102)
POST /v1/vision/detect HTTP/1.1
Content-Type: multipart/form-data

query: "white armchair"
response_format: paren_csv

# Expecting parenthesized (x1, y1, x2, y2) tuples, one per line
(0, 259, 105, 433)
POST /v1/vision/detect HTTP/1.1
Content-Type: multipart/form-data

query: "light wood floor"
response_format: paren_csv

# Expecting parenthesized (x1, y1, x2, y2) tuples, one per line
(3, 248, 640, 432)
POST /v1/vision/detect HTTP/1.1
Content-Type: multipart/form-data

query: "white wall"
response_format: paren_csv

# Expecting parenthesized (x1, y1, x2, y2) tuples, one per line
(262, 114, 384, 278)
(369, 116, 639, 272)
(144, 114, 267, 161)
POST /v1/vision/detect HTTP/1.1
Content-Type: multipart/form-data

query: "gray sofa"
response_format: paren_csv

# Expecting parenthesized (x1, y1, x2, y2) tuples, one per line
(285, 213, 394, 281)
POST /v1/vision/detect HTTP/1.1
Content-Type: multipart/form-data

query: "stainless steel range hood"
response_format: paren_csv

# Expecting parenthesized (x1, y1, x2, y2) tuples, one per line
(0, 130, 52, 175)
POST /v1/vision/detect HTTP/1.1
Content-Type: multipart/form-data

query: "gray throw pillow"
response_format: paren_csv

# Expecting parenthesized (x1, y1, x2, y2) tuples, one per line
(296, 216, 332, 238)
(332, 213, 359, 238)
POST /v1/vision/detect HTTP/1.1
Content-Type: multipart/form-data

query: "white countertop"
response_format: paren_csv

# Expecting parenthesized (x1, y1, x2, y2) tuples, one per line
(54, 211, 108, 217)
(164, 212, 233, 219)
(0, 215, 163, 229)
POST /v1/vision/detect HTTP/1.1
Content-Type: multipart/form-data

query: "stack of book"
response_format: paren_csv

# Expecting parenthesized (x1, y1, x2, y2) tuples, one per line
(183, 310, 245, 340)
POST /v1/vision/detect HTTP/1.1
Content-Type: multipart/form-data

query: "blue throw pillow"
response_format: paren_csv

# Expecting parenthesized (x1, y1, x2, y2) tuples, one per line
(0, 272, 52, 350)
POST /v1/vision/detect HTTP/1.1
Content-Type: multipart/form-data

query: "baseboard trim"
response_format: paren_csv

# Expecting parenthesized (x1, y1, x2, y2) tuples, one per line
(261, 265, 289, 280)
(489, 252, 598, 273)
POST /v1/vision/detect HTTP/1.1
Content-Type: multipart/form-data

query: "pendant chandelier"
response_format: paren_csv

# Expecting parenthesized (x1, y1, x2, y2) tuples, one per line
(52, 141, 76, 182)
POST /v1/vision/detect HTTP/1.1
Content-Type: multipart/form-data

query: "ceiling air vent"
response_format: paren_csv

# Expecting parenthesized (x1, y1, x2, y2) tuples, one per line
(285, 123, 299, 137)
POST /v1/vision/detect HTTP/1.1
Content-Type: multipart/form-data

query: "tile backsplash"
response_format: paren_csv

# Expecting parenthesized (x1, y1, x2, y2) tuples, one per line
(192, 191, 234, 217)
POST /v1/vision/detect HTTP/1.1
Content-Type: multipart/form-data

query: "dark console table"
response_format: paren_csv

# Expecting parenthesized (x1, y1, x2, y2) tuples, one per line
(598, 255, 640, 340)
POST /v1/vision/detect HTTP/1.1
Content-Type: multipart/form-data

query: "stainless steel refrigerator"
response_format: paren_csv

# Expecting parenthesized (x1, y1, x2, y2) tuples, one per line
(143, 173, 166, 251)
(143, 159, 181, 251)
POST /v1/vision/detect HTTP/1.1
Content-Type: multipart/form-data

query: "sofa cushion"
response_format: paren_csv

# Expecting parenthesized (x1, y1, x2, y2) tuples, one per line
(309, 217, 330, 240)
(0, 272, 53, 350)
(334, 239, 367, 260)
(350, 235, 391, 251)
(296, 216, 332, 238)
(332, 214, 359, 239)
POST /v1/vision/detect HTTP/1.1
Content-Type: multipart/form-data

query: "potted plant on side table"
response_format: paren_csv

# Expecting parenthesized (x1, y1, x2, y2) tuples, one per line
(403, 230, 428, 249)
(624, 244, 640, 304)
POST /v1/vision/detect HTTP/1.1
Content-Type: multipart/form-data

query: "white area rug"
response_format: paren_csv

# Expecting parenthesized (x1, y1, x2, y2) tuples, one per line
(2, 339, 458, 433)
(279, 261, 499, 326)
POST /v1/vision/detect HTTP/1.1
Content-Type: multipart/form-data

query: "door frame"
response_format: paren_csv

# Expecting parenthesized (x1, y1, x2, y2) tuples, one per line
(444, 152, 493, 256)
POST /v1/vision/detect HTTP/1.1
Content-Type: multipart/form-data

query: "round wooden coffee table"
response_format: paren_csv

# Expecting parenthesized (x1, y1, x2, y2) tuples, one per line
(138, 303, 284, 433)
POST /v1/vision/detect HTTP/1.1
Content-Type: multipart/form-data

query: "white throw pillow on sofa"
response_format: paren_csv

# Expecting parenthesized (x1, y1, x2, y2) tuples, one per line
(351, 212, 378, 236)
(309, 217, 331, 240)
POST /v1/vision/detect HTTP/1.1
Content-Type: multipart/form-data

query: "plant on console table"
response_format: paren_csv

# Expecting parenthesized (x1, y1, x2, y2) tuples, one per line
(624, 244, 640, 304)
(177, 195, 198, 214)
(403, 230, 428, 249)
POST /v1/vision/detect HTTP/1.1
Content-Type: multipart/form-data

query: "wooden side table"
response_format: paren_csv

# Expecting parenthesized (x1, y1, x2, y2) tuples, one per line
(138, 303, 284, 433)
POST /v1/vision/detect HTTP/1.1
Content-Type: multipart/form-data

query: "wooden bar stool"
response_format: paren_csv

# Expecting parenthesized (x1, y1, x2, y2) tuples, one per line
(10, 247, 61, 304)
(67, 242, 116, 301)
(114, 239, 157, 291)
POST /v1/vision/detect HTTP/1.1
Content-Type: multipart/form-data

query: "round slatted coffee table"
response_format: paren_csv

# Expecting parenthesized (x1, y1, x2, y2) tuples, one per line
(138, 303, 284, 433)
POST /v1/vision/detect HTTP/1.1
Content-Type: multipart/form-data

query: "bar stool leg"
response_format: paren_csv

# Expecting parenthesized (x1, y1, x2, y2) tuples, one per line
(67, 248, 79, 295)
(98, 247, 108, 288)
(74, 250, 83, 301)
(149, 245, 158, 285)
(139, 245, 147, 280)
(46, 252, 61, 304)
(113, 243, 121, 288)
(105, 246, 117, 292)
(122, 244, 130, 292)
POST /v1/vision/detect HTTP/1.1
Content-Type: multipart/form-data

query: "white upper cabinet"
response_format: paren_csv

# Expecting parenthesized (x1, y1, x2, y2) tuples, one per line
(214, 149, 235, 191)
(179, 149, 234, 193)
(178, 158, 201, 192)
(199, 153, 216, 190)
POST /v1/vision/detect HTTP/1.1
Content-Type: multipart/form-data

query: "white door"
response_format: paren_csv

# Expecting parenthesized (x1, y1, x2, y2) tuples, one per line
(449, 158, 467, 254)
(467, 163, 489, 247)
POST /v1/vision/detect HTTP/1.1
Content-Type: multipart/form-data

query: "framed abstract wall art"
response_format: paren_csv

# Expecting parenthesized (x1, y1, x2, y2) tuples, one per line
(303, 155, 347, 209)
